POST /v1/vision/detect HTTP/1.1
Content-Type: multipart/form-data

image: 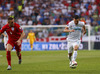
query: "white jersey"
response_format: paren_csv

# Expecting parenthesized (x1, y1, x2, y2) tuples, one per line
(67, 20, 85, 42)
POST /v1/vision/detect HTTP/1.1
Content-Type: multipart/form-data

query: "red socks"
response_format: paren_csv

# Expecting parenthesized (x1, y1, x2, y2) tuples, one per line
(6, 51, 11, 66)
(18, 53, 21, 60)
(6, 51, 22, 66)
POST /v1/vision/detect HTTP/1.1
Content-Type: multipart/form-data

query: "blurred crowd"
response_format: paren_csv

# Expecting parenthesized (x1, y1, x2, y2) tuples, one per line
(0, 0, 100, 35)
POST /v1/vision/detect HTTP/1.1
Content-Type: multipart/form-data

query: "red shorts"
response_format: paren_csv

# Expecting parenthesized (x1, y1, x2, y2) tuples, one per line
(7, 40, 22, 52)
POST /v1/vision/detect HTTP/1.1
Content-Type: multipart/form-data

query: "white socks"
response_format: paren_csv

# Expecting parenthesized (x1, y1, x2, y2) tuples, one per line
(72, 51, 77, 61)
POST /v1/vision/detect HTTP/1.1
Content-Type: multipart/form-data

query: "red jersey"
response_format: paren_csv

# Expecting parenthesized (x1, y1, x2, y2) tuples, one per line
(0, 23, 23, 42)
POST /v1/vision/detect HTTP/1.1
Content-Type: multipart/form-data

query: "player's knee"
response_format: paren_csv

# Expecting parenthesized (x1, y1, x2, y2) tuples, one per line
(7, 48, 11, 51)
(7, 47, 11, 51)
(69, 53, 72, 56)
(7, 44, 12, 51)
(74, 45, 79, 51)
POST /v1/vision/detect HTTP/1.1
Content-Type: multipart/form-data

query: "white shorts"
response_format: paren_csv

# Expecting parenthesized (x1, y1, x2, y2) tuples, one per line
(67, 40, 81, 53)
(4, 37, 8, 48)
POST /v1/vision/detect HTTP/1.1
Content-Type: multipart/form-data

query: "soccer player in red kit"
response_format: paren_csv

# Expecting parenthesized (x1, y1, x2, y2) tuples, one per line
(0, 17, 25, 70)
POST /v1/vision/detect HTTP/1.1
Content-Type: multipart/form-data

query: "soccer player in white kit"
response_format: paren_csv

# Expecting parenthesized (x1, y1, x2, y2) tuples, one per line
(63, 15, 86, 68)
(2, 32, 8, 49)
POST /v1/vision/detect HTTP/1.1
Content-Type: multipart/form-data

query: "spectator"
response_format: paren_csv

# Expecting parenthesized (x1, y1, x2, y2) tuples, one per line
(18, 3, 22, 16)
(17, 18, 22, 25)
(95, 25, 100, 35)
(38, 31, 43, 38)
(42, 29, 49, 38)
(22, 17, 27, 26)
(37, 14, 41, 22)
(0, 0, 100, 35)
(97, 18, 100, 25)
(0, 5, 3, 11)
(96, 28, 100, 35)
(28, 17, 33, 25)
(86, 17, 91, 25)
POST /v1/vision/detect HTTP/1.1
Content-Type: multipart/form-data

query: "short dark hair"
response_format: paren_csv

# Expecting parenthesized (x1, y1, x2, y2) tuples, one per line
(74, 15, 79, 19)
(8, 17, 13, 20)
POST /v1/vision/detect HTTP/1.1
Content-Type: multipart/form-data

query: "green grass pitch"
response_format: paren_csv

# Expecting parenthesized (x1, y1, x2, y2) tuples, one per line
(0, 50, 100, 74)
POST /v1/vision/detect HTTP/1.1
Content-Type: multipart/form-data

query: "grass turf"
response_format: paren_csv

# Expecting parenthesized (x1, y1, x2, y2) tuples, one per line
(0, 50, 100, 74)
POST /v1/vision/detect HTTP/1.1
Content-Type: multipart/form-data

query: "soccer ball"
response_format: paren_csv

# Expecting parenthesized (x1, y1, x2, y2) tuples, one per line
(70, 61, 77, 69)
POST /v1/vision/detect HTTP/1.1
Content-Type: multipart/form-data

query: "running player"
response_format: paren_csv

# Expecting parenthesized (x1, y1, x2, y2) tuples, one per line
(63, 15, 86, 68)
(27, 30, 36, 51)
(0, 17, 25, 70)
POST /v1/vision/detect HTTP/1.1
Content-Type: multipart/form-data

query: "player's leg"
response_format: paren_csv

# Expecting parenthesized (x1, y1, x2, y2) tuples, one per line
(68, 53, 72, 66)
(31, 44, 33, 50)
(30, 41, 33, 51)
(6, 44, 13, 70)
(15, 44, 22, 64)
(16, 51, 22, 64)
(67, 42, 73, 66)
(71, 41, 80, 66)
(72, 45, 79, 61)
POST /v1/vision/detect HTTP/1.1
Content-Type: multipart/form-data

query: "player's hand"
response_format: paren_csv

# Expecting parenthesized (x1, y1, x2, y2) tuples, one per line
(70, 30, 75, 32)
(16, 40, 21, 46)
(4, 35, 7, 37)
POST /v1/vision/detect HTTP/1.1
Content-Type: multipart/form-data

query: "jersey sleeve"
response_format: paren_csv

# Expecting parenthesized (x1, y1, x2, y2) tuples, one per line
(0, 25, 6, 34)
(81, 22, 85, 27)
(67, 22, 72, 30)
(16, 23, 23, 33)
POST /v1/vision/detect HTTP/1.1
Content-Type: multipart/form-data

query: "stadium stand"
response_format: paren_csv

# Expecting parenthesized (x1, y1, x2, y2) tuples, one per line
(0, 0, 100, 36)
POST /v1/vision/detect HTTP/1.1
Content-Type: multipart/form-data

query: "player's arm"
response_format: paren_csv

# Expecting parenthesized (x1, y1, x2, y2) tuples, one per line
(17, 24, 25, 41)
(16, 31, 25, 45)
(16, 24, 25, 45)
(0, 26, 6, 36)
(82, 25, 86, 36)
(63, 27, 75, 32)
(18, 31, 25, 41)
(2, 33, 7, 37)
